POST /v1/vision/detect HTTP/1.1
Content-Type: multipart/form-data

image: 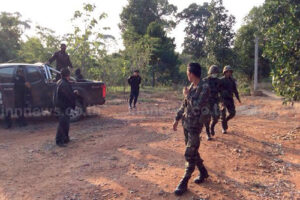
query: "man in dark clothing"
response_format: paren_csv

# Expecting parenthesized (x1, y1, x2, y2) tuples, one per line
(128, 70, 141, 109)
(219, 65, 241, 134)
(173, 63, 210, 196)
(55, 68, 77, 147)
(75, 68, 85, 82)
(203, 65, 221, 140)
(5, 68, 30, 128)
(47, 43, 73, 80)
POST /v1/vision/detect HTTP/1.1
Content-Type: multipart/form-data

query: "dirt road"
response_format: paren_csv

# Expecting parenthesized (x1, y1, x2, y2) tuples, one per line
(0, 90, 299, 200)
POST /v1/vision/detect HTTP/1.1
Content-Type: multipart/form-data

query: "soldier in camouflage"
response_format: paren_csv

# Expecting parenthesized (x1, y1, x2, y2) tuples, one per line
(203, 65, 221, 140)
(219, 65, 241, 134)
(173, 63, 210, 196)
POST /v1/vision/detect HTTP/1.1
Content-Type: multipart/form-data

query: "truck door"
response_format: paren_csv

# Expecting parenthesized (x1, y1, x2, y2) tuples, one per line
(0, 66, 16, 112)
(25, 66, 48, 108)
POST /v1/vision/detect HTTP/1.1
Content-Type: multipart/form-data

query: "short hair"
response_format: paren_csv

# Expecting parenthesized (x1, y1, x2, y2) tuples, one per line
(61, 68, 70, 78)
(188, 62, 202, 78)
(134, 70, 140, 73)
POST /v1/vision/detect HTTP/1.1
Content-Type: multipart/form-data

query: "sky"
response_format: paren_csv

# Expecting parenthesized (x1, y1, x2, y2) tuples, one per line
(0, 0, 265, 53)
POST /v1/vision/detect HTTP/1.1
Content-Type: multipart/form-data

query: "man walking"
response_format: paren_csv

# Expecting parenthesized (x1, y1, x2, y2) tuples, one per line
(219, 65, 241, 134)
(203, 65, 221, 140)
(128, 70, 141, 109)
(55, 68, 76, 147)
(172, 63, 210, 196)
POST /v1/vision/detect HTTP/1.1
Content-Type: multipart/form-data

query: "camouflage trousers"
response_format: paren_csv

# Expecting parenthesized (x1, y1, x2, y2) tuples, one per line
(204, 102, 220, 135)
(221, 98, 236, 130)
(183, 128, 204, 178)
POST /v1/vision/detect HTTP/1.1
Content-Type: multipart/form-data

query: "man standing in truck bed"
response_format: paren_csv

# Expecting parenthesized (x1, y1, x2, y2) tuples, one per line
(47, 43, 73, 80)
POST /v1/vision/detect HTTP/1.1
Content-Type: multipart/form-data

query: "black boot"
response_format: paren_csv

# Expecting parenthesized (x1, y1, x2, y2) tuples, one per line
(194, 165, 209, 184)
(222, 120, 228, 134)
(206, 133, 212, 141)
(174, 176, 190, 196)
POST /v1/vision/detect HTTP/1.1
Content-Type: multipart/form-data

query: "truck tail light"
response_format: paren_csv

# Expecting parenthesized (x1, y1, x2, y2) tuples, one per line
(102, 84, 106, 98)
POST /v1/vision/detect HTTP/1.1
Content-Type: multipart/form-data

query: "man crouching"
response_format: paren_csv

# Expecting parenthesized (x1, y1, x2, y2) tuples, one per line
(173, 63, 211, 196)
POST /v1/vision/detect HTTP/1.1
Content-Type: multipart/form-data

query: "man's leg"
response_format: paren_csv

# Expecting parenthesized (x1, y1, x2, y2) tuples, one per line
(56, 112, 68, 146)
(133, 90, 139, 108)
(226, 99, 236, 122)
(175, 129, 200, 196)
(16, 105, 27, 127)
(210, 102, 220, 136)
(221, 101, 228, 133)
(129, 91, 134, 109)
(64, 113, 70, 143)
(4, 110, 12, 129)
(225, 99, 236, 131)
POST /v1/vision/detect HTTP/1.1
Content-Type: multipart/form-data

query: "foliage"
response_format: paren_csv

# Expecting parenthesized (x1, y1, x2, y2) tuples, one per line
(262, 0, 300, 101)
(66, 3, 113, 76)
(0, 12, 30, 62)
(120, 0, 179, 86)
(178, 0, 235, 68)
(233, 6, 271, 82)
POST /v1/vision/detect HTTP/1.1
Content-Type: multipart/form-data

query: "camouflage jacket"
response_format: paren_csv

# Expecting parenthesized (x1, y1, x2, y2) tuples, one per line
(203, 76, 221, 103)
(219, 76, 240, 101)
(175, 80, 210, 130)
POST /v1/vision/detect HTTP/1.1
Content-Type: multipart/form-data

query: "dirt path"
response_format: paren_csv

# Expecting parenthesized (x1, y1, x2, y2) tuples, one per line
(0, 91, 299, 200)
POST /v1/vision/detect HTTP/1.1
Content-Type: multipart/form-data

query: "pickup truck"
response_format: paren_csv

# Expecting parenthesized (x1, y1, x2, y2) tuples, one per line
(0, 63, 106, 122)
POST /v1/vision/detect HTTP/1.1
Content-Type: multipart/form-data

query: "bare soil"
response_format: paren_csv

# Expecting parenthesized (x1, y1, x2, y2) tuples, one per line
(0, 90, 299, 200)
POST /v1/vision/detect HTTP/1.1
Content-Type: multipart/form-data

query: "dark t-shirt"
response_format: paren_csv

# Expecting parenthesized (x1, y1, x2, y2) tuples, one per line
(49, 51, 73, 71)
(128, 75, 141, 91)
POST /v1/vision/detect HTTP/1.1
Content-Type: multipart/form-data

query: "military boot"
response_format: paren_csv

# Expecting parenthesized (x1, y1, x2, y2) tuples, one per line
(194, 165, 209, 184)
(174, 176, 190, 196)
(222, 120, 228, 134)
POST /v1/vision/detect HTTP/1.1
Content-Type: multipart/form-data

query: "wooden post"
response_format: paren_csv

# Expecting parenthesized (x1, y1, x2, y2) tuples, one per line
(254, 36, 259, 91)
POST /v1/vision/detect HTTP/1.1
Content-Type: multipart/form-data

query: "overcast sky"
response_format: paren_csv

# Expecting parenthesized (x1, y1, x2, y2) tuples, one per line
(0, 0, 265, 52)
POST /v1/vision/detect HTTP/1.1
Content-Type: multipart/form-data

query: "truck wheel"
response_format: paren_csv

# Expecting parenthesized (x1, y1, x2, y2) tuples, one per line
(70, 100, 85, 122)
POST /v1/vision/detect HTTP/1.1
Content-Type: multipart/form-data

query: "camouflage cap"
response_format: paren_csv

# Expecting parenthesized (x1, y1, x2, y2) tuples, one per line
(223, 65, 233, 73)
(208, 65, 219, 74)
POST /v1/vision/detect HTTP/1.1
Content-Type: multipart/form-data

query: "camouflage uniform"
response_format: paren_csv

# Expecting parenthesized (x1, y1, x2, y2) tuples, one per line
(175, 80, 210, 190)
(219, 76, 240, 131)
(203, 75, 221, 137)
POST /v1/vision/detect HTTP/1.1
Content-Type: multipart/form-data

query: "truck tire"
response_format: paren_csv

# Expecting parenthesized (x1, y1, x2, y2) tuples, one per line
(70, 99, 85, 122)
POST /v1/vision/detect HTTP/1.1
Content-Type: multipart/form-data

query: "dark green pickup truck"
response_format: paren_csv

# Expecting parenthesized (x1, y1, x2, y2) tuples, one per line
(0, 63, 106, 122)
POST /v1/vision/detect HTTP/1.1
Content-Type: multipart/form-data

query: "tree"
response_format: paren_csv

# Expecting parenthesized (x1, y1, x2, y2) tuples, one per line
(146, 22, 179, 86)
(262, 0, 300, 101)
(120, 0, 177, 38)
(18, 37, 46, 63)
(178, 0, 235, 67)
(0, 12, 30, 62)
(66, 3, 113, 77)
(234, 6, 271, 82)
(120, 0, 179, 86)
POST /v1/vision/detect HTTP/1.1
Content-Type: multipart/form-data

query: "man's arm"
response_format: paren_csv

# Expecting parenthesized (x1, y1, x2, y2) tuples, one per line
(175, 100, 185, 122)
(233, 80, 241, 102)
(128, 76, 132, 85)
(48, 52, 57, 64)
